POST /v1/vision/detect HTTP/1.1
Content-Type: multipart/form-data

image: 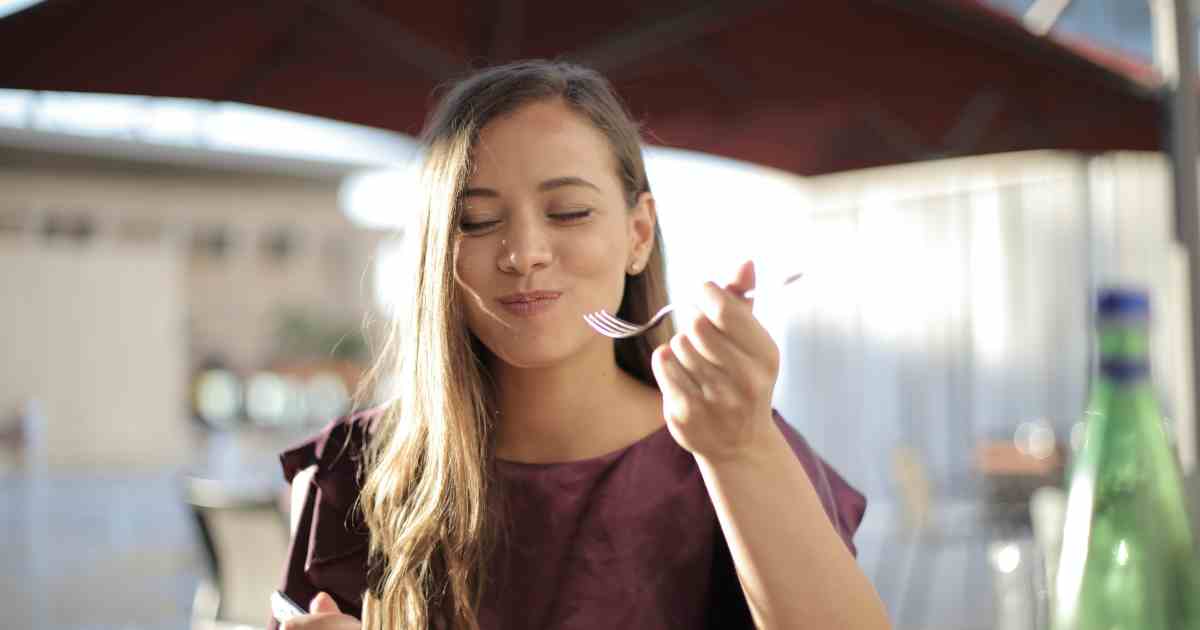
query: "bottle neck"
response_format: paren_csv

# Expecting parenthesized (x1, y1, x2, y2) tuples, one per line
(1098, 318, 1150, 382)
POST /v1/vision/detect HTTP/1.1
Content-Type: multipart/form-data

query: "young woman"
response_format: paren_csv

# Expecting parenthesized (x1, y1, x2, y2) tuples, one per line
(272, 60, 890, 630)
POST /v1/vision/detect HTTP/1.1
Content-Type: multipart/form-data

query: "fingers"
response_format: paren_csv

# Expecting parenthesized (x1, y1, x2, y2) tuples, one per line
(694, 282, 778, 370)
(656, 261, 780, 423)
(280, 616, 359, 630)
(669, 327, 725, 391)
(279, 593, 346, 630)
(657, 329, 760, 409)
(696, 281, 752, 335)
(652, 344, 700, 402)
(310, 592, 341, 614)
(724, 259, 756, 298)
(281, 610, 359, 630)
(678, 307, 748, 370)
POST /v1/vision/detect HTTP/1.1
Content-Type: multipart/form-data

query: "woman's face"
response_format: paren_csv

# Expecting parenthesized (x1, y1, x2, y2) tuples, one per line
(454, 98, 655, 370)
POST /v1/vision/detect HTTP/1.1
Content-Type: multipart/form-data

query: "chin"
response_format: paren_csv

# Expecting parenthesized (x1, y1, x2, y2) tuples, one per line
(487, 343, 577, 370)
(477, 327, 592, 370)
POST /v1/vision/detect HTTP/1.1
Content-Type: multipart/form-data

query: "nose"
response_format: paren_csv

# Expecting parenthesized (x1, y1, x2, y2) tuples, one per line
(498, 217, 553, 275)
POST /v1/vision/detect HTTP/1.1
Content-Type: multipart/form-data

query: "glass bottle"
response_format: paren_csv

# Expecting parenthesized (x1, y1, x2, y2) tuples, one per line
(1052, 288, 1200, 630)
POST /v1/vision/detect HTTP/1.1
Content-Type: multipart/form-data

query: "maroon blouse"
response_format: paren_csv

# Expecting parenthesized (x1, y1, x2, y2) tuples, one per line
(268, 409, 866, 629)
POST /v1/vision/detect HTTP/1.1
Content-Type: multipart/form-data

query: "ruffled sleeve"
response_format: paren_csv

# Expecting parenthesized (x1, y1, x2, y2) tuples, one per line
(772, 410, 867, 556)
(706, 411, 869, 628)
(266, 409, 380, 629)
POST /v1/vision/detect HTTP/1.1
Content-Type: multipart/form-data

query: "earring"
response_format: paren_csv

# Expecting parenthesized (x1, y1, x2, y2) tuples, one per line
(628, 261, 641, 274)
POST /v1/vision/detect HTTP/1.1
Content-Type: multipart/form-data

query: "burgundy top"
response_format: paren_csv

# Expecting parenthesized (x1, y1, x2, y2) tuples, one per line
(268, 409, 866, 629)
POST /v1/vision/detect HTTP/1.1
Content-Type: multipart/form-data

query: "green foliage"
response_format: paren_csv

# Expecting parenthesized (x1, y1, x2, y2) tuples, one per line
(273, 306, 367, 362)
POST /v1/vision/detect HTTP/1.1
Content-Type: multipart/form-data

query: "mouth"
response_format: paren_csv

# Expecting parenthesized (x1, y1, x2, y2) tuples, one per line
(496, 291, 562, 317)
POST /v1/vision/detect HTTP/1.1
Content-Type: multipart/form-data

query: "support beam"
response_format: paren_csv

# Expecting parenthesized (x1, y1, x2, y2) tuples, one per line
(305, 0, 465, 81)
(1150, 0, 1200, 473)
(566, 0, 775, 76)
(222, 1, 311, 102)
(880, 0, 1159, 101)
(1023, 0, 1073, 36)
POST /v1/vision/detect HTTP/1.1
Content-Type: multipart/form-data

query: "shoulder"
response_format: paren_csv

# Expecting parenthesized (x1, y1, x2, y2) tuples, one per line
(279, 405, 387, 524)
(280, 405, 385, 484)
(276, 407, 385, 611)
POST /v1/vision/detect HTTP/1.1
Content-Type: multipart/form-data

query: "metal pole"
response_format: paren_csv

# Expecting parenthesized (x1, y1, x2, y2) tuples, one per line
(1151, 0, 1200, 472)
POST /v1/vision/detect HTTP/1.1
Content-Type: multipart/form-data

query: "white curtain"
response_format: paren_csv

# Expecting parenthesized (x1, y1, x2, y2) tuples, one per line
(652, 147, 1188, 524)
(651, 149, 1188, 627)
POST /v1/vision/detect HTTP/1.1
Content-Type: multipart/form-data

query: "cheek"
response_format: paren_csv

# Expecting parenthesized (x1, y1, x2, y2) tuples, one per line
(562, 224, 628, 277)
(561, 230, 628, 309)
(453, 239, 488, 292)
(453, 241, 493, 327)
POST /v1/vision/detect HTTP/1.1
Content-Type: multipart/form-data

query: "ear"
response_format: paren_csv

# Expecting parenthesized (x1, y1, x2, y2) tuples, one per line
(627, 192, 657, 271)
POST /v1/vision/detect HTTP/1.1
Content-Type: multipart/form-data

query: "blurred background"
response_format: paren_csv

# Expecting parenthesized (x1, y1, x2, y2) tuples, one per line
(0, 0, 1196, 629)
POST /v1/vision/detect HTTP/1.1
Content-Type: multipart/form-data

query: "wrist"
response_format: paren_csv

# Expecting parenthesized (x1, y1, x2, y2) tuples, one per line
(693, 412, 785, 470)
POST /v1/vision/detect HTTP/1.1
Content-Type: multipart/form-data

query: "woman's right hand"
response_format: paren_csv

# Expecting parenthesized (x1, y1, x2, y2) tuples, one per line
(281, 592, 362, 630)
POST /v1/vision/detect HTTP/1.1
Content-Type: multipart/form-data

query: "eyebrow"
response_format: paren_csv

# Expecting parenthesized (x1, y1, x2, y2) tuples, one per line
(461, 176, 602, 199)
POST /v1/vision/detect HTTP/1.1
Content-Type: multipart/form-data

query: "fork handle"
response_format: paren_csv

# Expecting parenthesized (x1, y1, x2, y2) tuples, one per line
(739, 272, 804, 299)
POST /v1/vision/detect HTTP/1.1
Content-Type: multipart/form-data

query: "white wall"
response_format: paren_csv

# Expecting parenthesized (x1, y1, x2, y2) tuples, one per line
(0, 160, 383, 374)
(0, 239, 191, 470)
(770, 150, 1192, 496)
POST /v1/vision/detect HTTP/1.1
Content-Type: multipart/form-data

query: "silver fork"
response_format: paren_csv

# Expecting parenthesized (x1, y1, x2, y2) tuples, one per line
(583, 272, 805, 339)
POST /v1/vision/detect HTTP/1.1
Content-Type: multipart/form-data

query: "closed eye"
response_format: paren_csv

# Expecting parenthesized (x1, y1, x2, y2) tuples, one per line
(459, 220, 501, 234)
(550, 209, 592, 222)
(459, 209, 591, 234)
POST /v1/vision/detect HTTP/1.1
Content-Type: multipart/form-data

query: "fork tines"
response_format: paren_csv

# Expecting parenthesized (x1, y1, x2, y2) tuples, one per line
(583, 310, 640, 338)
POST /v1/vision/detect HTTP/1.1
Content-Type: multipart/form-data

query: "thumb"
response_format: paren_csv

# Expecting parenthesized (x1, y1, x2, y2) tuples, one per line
(309, 592, 341, 614)
(724, 260, 756, 299)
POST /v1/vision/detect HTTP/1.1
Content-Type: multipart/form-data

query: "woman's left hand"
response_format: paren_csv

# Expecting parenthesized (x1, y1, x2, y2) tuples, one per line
(651, 260, 781, 463)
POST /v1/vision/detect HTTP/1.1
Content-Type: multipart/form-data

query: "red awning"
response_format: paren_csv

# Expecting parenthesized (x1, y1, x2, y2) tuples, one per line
(0, 0, 1164, 175)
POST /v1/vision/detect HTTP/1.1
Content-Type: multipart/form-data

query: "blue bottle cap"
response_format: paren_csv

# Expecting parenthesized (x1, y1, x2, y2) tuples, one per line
(1097, 287, 1150, 319)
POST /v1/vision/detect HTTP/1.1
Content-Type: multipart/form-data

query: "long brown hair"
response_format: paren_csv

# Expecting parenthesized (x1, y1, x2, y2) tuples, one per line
(356, 59, 673, 629)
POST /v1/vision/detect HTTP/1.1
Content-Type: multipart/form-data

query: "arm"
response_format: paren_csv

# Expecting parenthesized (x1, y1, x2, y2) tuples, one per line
(696, 420, 888, 629)
(290, 465, 316, 536)
(280, 465, 362, 629)
(650, 261, 889, 630)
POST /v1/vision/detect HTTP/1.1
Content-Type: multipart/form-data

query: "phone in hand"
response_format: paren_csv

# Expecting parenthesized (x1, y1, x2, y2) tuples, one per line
(271, 590, 308, 623)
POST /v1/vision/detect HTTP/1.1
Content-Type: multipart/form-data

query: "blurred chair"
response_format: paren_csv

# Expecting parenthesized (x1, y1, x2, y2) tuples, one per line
(975, 439, 1065, 532)
(892, 445, 983, 539)
(0, 402, 25, 473)
(0, 398, 41, 474)
(892, 446, 932, 533)
(1029, 486, 1066, 615)
(184, 475, 290, 630)
(885, 445, 989, 630)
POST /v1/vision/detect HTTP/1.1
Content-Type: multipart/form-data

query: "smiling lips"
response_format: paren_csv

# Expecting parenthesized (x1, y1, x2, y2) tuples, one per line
(497, 291, 563, 317)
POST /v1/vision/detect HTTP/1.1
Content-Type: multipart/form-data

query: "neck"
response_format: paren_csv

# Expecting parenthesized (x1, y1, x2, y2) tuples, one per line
(489, 340, 662, 463)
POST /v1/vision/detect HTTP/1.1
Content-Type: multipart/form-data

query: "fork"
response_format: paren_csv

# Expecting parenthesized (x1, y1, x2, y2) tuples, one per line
(583, 272, 805, 339)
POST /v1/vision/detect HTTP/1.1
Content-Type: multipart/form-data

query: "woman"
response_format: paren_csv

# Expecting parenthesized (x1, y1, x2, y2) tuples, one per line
(272, 60, 890, 630)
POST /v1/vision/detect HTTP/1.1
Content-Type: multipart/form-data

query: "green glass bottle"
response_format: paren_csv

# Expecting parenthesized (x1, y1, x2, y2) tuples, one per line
(1053, 288, 1200, 630)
